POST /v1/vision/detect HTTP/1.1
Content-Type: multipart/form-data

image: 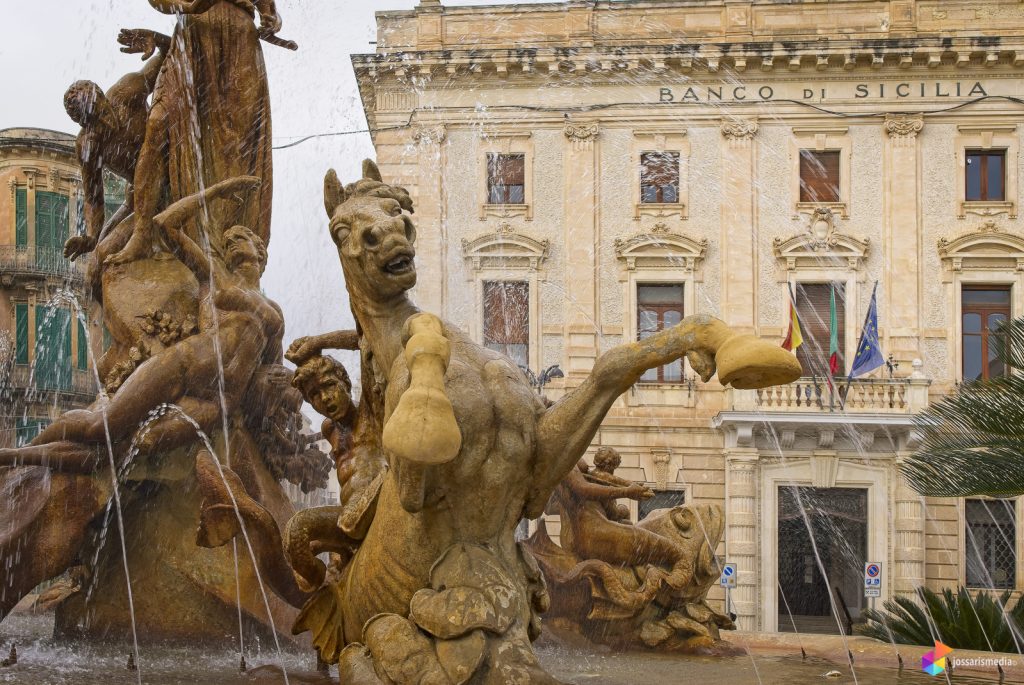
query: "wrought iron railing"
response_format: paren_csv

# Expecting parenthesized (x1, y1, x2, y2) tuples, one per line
(8, 365, 99, 400)
(0, 245, 85, 281)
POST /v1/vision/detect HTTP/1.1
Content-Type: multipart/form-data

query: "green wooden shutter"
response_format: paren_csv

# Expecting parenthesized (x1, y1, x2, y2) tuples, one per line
(77, 317, 88, 371)
(15, 418, 48, 447)
(14, 303, 28, 365)
(35, 306, 72, 391)
(15, 189, 27, 248)
(35, 192, 69, 268)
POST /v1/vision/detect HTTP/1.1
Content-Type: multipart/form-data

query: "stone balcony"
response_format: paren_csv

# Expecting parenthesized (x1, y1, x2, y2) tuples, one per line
(0, 245, 85, 285)
(737, 377, 930, 415)
(713, 376, 931, 452)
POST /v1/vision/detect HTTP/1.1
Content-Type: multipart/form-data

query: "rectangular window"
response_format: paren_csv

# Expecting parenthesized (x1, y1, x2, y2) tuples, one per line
(794, 282, 845, 377)
(34, 305, 72, 391)
(638, 284, 684, 383)
(799, 150, 841, 203)
(965, 498, 1016, 590)
(962, 286, 1011, 381)
(486, 154, 525, 205)
(15, 188, 28, 248)
(77, 317, 88, 371)
(14, 303, 29, 365)
(483, 281, 529, 368)
(966, 150, 1006, 202)
(15, 418, 49, 448)
(640, 151, 680, 204)
(639, 489, 685, 521)
(35, 192, 69, 268)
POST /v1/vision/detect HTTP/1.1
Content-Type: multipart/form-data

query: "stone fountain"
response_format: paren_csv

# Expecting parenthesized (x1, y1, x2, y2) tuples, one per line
(0, 0, 803, 681)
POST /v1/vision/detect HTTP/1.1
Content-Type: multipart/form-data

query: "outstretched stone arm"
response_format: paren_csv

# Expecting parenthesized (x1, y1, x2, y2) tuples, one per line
(531, 315, 800, 512)
(285, 330, 359, 364)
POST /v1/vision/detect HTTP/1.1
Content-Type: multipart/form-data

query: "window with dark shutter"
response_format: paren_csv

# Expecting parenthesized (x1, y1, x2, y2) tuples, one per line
(483, 281, 529, 367)
(965, 498, 1016, 590)
(794, 282, 845, 377)
(799, 150, 841, 203)
(962, 286, 1011, 381)
(638, 284, 684, 383)
(640, 151, 680, 204)
(15, 188, 27, 248)
(487, 154, 526, 205)
(14, 303, 29, 365)
(966, 150, 1006, 202)
(77, 317, 88, 371)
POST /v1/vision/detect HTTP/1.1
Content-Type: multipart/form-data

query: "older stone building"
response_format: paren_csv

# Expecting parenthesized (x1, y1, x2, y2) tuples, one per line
(353, 0, 1024, 632)
(0, 128, 107, 449)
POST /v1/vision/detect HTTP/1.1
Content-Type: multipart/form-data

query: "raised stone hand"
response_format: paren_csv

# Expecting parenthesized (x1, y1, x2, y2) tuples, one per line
(117, 28, 163, 60)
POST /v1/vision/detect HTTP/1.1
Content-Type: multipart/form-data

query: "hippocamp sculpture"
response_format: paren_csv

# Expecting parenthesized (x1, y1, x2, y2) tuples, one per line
(199, 160, 801, 683)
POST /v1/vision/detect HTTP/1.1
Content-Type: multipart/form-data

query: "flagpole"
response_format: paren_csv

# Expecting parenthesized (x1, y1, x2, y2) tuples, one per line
(843, 280, 880, 407)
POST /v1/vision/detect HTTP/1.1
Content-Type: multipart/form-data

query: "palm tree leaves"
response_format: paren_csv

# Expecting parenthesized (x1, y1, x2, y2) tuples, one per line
(900, 316, 1024, 497)
(858, 586, 1024, 652)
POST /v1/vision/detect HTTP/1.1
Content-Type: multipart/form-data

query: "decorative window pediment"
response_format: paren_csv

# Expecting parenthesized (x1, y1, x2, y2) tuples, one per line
(774, 208, 869, 271)
(614, 224, 707, 273)
(461, 224, 549, 272)
(938, 220, 1024, 273)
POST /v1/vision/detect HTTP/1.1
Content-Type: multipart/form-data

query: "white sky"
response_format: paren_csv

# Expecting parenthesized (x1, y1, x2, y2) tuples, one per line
(0, 0, 550, 357)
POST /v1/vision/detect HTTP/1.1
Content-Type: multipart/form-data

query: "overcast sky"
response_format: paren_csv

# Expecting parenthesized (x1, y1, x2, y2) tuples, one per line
(0, 0, 549, 372)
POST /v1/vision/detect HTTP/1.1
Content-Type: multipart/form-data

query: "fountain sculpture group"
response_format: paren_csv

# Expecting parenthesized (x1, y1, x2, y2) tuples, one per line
(0, 1, 802, 681)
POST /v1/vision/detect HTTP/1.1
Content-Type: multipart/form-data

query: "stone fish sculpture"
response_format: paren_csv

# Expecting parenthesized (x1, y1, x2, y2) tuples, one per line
(197, 160, 801, 683)
(526, 447, 738, 653)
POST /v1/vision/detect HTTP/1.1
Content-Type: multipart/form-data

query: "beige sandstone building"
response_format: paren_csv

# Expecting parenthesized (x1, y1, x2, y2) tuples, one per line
(0, 128, 106, 449)
(353, 0, 1024, 632)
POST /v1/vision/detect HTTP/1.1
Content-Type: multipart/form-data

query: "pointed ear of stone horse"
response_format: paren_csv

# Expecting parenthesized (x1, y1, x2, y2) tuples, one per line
(324, 169, 347, 219)
(362, 159, 383, 182)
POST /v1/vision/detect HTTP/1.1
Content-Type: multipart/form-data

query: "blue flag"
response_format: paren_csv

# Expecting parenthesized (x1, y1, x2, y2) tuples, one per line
(849, 288, 884, 378)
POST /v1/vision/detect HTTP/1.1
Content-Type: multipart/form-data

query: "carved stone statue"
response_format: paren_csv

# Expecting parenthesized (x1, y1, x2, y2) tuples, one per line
(192, 160, 801, 682)
(526, 447, 738, 653)
(0, 0, 309, 642)
(62, 28, 170, 261)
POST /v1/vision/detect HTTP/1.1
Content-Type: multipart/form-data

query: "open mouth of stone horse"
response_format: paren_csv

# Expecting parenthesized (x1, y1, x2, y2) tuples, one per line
(381, 248, 415, 276)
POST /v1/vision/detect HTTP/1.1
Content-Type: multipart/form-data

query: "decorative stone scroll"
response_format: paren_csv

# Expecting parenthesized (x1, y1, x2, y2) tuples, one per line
(773, 214, 870, 272)
(720, 119, 759, 142)
(884, 114, 924, 142)
(411, 124, 446, 145)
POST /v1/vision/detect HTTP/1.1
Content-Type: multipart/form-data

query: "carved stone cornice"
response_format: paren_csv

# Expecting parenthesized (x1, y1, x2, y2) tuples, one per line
(614, 229, 707, 273)
(938, 220, 1024, 273)
(412, 124, 447, 145)
(720, 119, 758, 141)
(563, 122, 599, 144)
(774, 213, 870, 271)
(884, 114, 924, 142)
(461, 228, 549, 272)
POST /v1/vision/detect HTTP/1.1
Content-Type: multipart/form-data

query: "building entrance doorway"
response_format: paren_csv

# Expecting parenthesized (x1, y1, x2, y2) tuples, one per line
(777, 486, 867, 634)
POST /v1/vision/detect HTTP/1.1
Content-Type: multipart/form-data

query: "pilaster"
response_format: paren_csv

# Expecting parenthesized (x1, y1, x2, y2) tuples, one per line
(725, 446, 760, 630)
(563, 122, 600, 376)
(720, 120, 758, 334)
(883, 114, 924, 363)
(412, 125, 448, 314)
(894, 454, 926, 596)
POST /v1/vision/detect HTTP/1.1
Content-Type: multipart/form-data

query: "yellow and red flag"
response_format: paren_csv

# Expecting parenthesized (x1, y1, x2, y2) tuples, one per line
(782, 298, 803, 352)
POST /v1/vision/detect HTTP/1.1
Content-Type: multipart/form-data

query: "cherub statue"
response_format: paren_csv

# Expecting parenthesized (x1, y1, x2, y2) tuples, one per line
(62, 28, 170, 261)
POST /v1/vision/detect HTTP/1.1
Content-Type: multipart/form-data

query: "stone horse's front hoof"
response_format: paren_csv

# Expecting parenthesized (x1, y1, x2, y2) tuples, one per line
(714, 334, 802, 389)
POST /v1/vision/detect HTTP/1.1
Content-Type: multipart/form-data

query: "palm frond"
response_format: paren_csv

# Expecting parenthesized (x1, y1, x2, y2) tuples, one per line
(858, 586, 1023, 652)
(900, 344, 1024, 497)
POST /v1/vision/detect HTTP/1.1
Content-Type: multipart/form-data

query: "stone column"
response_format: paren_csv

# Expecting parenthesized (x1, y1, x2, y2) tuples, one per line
(725, 438, 760, 630)
(883, 114, 924, 363)
(562, 122, 600, 376)
(720, 120, 758, 334)
(893, 454, 926, 597)
(412, 125, 447, 314)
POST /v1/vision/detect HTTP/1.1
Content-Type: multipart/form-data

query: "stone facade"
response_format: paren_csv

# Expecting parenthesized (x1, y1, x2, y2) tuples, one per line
(0, 128, 102, 449)
(354, 0, 1024, 632)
